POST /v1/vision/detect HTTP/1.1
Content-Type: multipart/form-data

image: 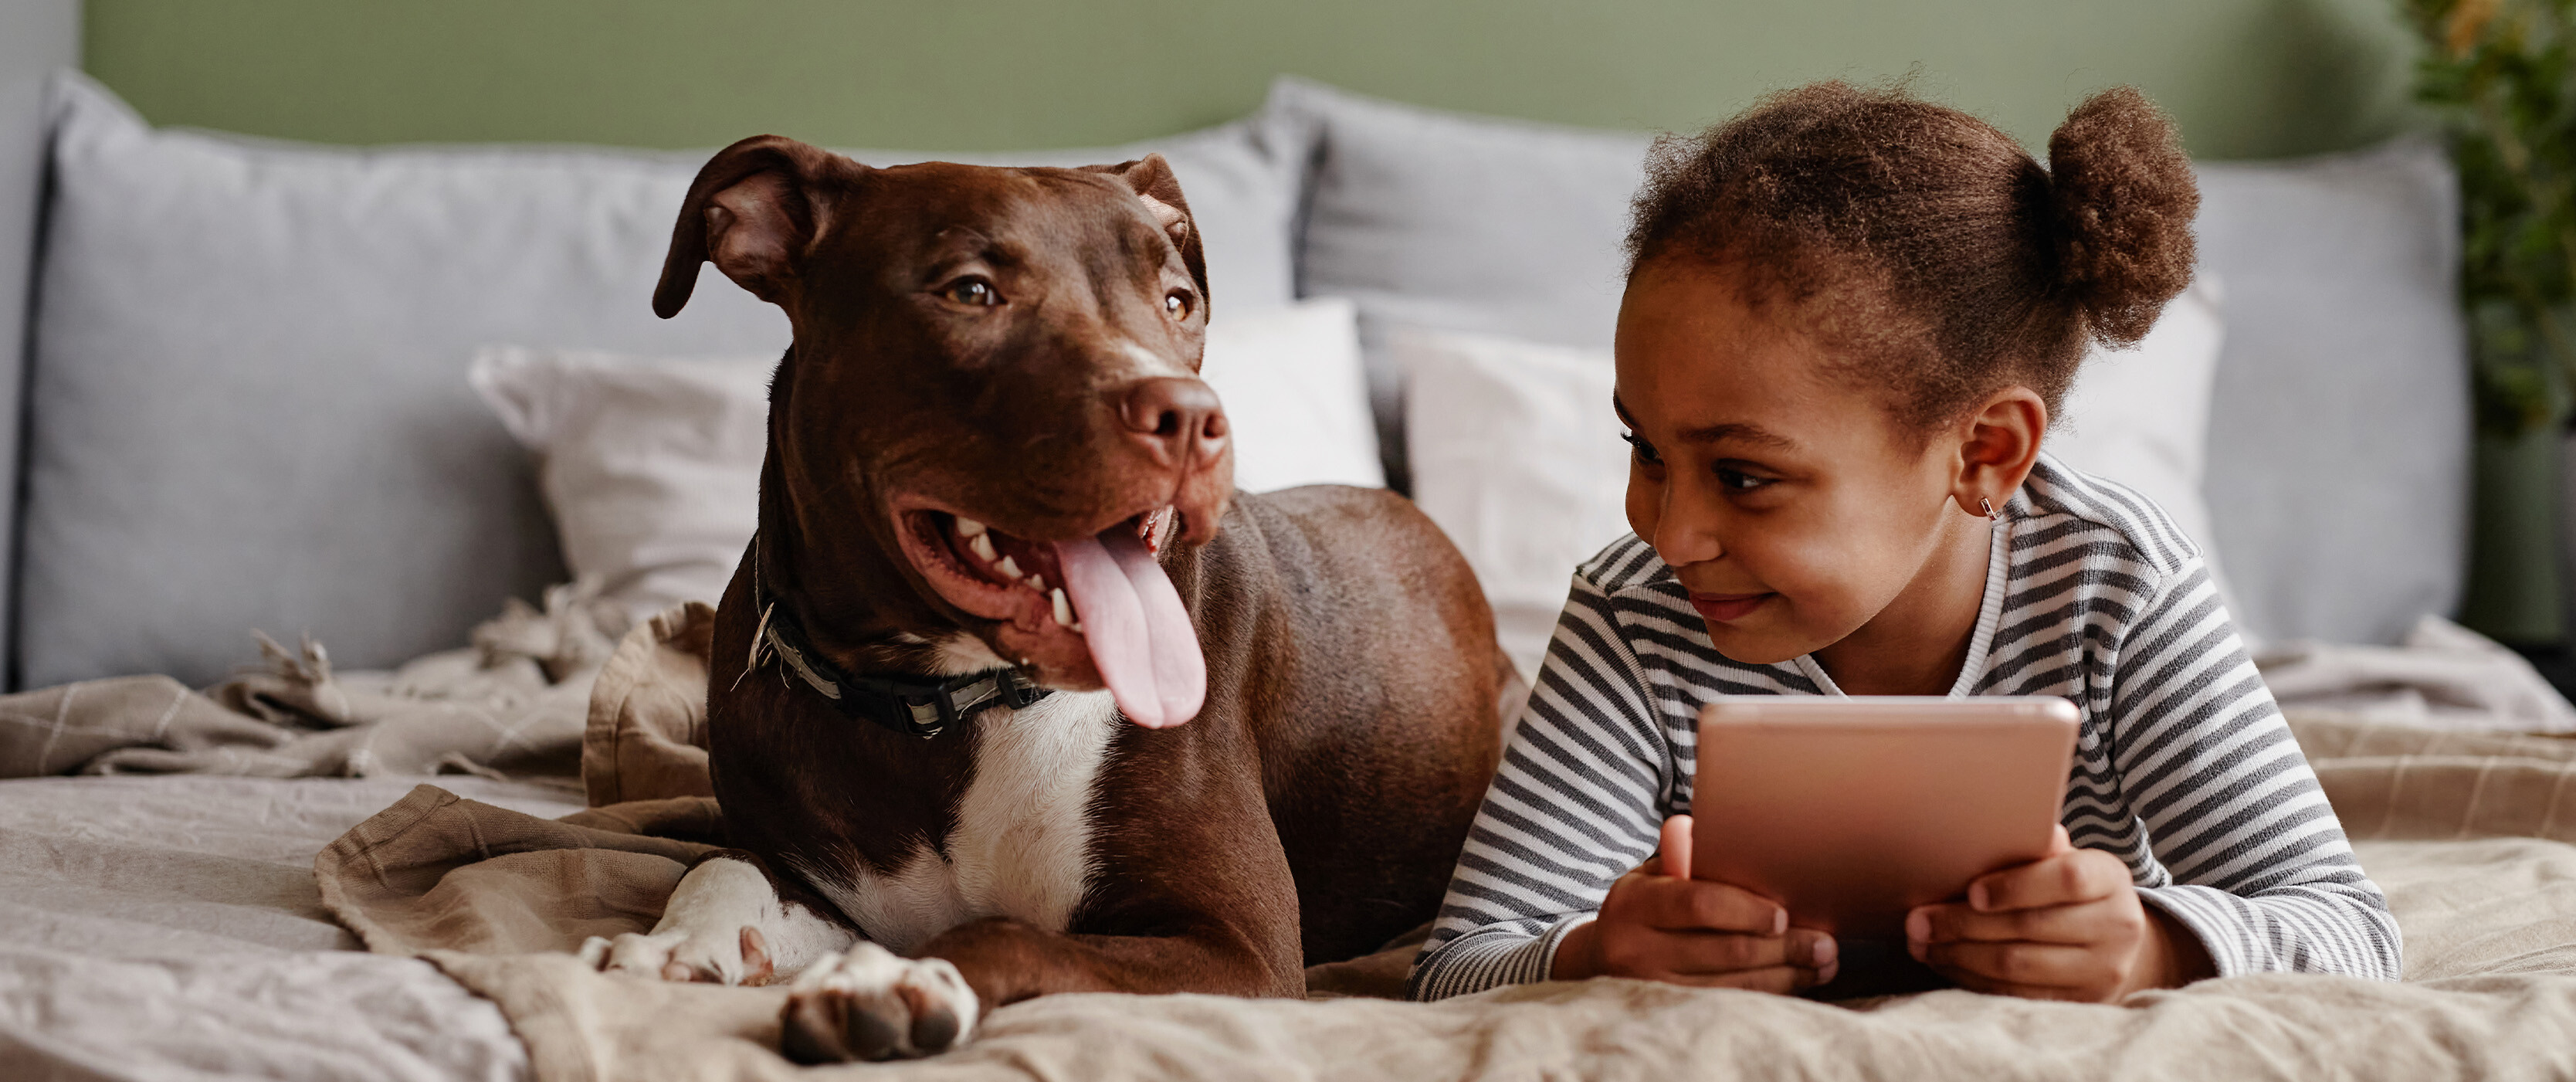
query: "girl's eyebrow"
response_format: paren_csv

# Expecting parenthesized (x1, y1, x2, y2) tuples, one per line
(1679, 422, 1794, 449)
(1612, 395, 1794, 449)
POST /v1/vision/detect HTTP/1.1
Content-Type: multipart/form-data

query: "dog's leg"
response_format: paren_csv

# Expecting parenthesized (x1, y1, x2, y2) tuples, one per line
(778, 911, 1304, 1063)
(778, 755, 1307, 1063)
(578, 853, 855, 985)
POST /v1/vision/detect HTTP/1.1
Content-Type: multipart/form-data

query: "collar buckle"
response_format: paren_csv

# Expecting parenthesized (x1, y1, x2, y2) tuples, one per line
(750, 557, 1053, 740)
(879, 668, 1053, 740)
(855, 664, 1046, 741)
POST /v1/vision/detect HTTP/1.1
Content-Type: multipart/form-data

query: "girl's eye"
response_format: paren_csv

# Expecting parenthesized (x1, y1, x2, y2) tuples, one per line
(1621, 431, 1662, 466)
(1716, 466, 1774, 492)
(1164, 291, 1194, 320)
(942, 277, 1001, 307)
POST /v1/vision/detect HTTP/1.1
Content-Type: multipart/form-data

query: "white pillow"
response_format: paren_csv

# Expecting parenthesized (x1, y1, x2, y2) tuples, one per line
(2049, 276, 2229, 591)
(472, 297, 1382, 622)
(1198, 297, 1384, 493)
(1401, 330, 1630, 680)
(1402, 284, 2234, 680)
(470, 346, 773, 625)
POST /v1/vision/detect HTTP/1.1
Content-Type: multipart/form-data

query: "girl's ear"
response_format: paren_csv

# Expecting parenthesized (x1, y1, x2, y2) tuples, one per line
(1952, 387, 2047, 517)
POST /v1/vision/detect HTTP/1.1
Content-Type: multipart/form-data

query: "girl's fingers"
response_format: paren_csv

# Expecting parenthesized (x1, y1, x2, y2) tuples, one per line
(2045, 824, 2073, 856)
(1625, 813, 1694, 881)
(1916, 939, 2109, 991)
(1656, 926, 1836, 975)
(1666, 929, 1791, 972)
(1635, 876, 1787, 934)
(1910, 897, 2127, 946)
(1967, 847, 2128, 911)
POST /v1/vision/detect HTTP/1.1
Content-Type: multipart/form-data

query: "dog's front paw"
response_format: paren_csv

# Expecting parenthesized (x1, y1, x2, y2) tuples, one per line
(577, 925, 774, 985)
(779, 942, 980, 1063)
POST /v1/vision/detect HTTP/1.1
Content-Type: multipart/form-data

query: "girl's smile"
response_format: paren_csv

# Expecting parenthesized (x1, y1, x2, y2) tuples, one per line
(1687, 592, 1773, 622)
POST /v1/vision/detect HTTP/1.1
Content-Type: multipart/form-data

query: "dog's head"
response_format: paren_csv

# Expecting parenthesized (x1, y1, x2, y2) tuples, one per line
(656, 136, 1230, 728)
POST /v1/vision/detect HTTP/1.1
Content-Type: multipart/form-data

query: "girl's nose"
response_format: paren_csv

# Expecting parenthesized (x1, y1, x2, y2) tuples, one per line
(1650, 478, 1727, 568)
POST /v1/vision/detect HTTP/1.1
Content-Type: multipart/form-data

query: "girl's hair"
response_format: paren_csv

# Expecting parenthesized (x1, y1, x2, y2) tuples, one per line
(1624, 82, 2198, 429)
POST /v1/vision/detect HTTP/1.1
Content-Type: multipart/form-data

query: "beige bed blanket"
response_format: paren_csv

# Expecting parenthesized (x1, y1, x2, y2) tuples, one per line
(317, 609, 2576, 1080)
(0, 772, 581, 1081)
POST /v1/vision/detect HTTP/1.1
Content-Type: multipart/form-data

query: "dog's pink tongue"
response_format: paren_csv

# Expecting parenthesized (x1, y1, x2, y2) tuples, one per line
(1052, 530, 1205, 728)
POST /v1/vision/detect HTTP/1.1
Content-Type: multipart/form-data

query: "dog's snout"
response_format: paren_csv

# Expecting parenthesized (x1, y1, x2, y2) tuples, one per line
(1117, 378, 1229, 470)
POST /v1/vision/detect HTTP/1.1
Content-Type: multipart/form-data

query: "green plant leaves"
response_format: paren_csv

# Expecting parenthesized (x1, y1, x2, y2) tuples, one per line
(2407, 0, 2576, 435)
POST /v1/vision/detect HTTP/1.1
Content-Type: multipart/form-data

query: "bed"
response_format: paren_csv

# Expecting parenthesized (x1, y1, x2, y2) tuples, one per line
(4, 12, 2561, 1077)
(8, 714, 2576, 1080)
(0, 775, 554, 1080)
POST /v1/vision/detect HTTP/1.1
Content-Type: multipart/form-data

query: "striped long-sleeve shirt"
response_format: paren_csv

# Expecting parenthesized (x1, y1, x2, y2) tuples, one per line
(1409, 454, 2400, 1000)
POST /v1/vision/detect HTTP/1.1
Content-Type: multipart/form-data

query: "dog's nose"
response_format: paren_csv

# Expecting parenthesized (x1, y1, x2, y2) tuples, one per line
(1117, 378, 1229, 470)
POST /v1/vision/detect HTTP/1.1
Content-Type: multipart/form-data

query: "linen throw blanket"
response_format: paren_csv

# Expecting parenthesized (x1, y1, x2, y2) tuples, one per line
(310, 605, 2576, 1081)
(0, 582, 616, 779)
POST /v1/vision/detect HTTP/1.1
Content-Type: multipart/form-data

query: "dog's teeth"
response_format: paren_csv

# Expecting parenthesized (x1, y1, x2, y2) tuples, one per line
(954, 517, 986, 538)
(996, 555, 1022, 579)
(1023, 573, 1043, 591)
(1051, 588, 1073, 627)
(970, 534, 998, 562)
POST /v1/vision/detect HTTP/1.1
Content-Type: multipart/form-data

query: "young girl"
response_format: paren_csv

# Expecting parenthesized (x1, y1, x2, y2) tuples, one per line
(1408, 83, 2399, 1003)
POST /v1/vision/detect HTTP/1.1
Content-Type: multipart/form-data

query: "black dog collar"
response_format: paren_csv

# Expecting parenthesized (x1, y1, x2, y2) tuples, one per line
(747, 539, 1052, 740)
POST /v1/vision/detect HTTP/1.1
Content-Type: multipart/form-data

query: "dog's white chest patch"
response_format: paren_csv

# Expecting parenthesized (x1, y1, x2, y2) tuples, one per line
(806, 690, 1117, 955)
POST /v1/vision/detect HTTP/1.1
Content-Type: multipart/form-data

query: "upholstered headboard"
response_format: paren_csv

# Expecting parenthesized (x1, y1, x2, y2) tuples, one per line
(0, 2, 79, 687)
(4, 73, 2470, 689)
(13, 74, 1306, 688)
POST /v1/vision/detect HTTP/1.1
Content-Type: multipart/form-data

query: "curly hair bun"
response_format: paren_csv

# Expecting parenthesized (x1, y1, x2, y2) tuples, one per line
(2046, 87, 2198, 347)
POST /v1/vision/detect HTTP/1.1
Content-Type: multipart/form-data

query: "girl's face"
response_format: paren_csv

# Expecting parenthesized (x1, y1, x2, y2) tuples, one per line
(1613, 261, 2018, 666)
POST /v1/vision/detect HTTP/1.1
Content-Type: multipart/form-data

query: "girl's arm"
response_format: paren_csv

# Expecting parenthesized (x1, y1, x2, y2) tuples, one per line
(1406, 571, 1671, 1001)
(2106, 561, 2403, 979)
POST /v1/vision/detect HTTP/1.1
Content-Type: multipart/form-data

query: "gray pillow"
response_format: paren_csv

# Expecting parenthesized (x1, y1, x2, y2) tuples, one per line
(22, 73, 1307, 687)
(2196, 139, 2469, 646)
(0, 5, 78, 681)
(1269, 78, 1651, 489)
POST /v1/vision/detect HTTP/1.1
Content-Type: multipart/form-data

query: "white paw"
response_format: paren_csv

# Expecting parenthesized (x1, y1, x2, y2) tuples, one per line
(779, 942, 981, 1062)
(577, 924, 774, 985)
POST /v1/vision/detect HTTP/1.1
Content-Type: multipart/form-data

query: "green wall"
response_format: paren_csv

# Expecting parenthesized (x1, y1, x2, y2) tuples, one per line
(83, 0, 2424, 161)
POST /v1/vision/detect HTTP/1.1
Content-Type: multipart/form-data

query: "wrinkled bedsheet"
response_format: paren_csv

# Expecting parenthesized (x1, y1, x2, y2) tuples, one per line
(0, 774, 580, 1080)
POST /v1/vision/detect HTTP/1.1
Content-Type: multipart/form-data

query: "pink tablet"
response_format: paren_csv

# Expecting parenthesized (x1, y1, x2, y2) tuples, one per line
(1690, 696, 2081, 938)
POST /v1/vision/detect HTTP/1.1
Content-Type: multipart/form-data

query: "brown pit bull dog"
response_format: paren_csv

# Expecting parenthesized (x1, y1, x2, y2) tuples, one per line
(574, 135, 1507, 1062)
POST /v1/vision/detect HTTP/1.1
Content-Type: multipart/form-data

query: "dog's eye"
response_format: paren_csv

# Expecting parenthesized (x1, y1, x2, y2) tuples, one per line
(942, 277, 1001, 307)
(1164, 291, 1194, 321)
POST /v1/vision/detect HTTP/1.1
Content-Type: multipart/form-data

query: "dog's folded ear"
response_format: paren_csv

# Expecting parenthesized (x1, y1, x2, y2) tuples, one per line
(656, 135, 857, 318)
(1086, 154, 1210, 312)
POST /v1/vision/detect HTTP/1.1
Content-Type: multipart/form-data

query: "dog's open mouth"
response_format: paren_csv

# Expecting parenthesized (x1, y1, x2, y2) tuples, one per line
(895, 505, 1204, 728)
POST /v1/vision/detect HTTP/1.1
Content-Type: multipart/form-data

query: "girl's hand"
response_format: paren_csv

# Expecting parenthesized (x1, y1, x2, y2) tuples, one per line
(1905, 826, 2215, 1001)
(1551, 815, 1839, 992)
